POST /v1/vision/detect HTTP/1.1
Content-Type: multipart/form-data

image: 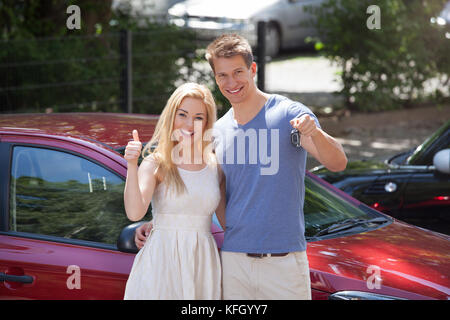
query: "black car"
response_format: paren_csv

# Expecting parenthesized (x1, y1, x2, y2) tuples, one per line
(311, 120, 450, 235)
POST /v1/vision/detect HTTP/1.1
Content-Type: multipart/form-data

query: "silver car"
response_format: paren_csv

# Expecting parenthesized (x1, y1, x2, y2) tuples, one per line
(168, 0, 325, 57)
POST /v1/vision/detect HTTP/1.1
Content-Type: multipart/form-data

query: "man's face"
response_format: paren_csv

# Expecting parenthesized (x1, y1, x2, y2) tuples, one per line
(212, 55, 257, 106)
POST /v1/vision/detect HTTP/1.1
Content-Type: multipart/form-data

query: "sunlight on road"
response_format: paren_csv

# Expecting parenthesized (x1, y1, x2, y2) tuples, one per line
(336, 138, 362, 147)
(370, 140, 411, 150)
(266, 56, 343, 93)
(334, 137, 415, 161)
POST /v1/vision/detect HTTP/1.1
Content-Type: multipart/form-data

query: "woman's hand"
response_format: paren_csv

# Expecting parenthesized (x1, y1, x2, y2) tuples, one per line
(123, 129, 157, 222)
(124, 130, 142, 166)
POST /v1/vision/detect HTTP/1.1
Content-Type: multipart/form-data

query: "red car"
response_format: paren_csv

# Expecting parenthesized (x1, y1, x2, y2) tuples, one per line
(0, 113, 449, 300)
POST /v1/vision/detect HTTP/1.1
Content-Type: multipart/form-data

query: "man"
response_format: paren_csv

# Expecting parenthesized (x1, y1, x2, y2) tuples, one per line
(135, 34, 347, 299)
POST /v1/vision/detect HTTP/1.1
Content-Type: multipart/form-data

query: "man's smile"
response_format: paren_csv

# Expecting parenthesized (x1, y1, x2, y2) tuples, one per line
(226, 86, 243, 95)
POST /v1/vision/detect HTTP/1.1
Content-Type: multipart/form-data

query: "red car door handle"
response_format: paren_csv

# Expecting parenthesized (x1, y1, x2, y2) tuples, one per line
(0, 272, 34, 284)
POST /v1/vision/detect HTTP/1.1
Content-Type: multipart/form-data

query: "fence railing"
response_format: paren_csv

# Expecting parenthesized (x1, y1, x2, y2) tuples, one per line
(0, 22, 268, 115)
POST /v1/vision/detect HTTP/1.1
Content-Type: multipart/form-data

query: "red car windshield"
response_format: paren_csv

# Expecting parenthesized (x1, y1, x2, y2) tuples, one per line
(304, 174, 391, 239)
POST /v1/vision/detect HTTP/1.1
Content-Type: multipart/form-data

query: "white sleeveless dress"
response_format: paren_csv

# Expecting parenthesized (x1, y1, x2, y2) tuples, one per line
(123, 163, 222, 300)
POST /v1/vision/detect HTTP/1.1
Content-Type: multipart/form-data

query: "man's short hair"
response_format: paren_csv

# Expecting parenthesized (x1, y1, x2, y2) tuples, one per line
(205, 34, 254, 73)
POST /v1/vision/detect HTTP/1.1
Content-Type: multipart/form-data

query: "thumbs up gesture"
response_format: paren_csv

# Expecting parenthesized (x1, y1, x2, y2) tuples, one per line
(124, 130, 142, 166)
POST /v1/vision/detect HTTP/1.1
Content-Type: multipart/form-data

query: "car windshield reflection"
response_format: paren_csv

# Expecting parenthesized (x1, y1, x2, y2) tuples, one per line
(387, 147, 417, 165)
(304, 175, 391, 240)
(406, 120, 450, 165)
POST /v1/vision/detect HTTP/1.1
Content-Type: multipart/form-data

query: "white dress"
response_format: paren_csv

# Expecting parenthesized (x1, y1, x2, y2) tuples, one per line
(123, 163, 222, 300)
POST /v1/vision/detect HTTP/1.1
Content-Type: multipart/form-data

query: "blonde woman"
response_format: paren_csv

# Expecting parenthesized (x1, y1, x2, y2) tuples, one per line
(123, 83, 225, 300)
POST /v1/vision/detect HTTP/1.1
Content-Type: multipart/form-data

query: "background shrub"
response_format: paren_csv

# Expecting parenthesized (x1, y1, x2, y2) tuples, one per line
(0, 1, 202, 114)
(306, 0, 450, 111)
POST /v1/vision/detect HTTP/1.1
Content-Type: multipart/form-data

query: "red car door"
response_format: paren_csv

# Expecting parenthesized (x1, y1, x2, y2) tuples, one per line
(0, 235, 133, 299)
(0, 136, 142, 299)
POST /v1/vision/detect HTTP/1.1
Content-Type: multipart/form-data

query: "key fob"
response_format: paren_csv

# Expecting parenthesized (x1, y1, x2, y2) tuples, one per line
(290, 128, 301, 148)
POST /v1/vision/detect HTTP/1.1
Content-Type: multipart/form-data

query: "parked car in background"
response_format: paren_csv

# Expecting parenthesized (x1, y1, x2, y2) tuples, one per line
(112, 0, 185, 22)
(430, 0, 450, 40)
(431, 1, 450, 27)
(312, 120, 450, 235)
(0, 113, 449, 300)
(168, 0, 325, 57)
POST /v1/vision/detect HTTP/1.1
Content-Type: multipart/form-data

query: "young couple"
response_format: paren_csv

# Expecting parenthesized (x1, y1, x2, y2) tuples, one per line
(123, 34, 347, 300)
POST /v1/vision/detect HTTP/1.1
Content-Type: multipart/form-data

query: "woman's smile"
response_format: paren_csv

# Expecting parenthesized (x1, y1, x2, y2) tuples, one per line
(173, 97, 208, 147)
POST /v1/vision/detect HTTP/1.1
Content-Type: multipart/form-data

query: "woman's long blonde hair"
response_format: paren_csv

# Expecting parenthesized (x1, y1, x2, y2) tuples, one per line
(142, 82, 217, 194)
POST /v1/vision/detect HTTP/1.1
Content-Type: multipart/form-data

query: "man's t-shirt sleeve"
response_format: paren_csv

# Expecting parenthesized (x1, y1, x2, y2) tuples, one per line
(287, 101, 321, 129)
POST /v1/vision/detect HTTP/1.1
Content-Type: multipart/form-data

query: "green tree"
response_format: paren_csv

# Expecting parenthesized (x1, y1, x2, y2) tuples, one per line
(0, 1, 203, 114)
(306, 0, 450, 111)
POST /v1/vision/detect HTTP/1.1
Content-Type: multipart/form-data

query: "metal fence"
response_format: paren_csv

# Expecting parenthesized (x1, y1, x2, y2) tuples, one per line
(0, 22, 268, 115)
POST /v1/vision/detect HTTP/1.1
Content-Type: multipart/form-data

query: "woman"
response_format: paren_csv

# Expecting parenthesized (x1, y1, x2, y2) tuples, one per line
(123, 83, 225, 300)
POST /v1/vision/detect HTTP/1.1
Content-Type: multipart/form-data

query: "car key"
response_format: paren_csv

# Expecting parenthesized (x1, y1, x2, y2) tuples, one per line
(291, 128, 301, 148)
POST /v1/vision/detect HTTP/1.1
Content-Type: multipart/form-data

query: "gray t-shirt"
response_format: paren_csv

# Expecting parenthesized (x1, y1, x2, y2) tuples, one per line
(213, 94, 321, 253)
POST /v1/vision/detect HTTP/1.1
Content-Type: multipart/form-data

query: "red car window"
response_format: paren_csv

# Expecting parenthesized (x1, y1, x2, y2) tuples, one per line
(9, 145, 150, 245)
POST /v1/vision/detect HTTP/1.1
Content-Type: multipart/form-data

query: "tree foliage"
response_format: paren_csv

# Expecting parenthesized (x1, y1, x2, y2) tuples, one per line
(306, 0, 450, 111)
(0, 1, 202, 114)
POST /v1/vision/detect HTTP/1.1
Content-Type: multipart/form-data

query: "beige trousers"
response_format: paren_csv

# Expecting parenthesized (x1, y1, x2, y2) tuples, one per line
(221, 250, 311, 300)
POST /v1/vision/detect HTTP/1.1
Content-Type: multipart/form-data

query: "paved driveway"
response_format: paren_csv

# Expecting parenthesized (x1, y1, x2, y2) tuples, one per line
(266, 55, 342, 93)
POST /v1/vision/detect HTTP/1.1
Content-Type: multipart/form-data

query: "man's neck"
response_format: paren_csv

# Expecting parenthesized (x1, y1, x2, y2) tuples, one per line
(232, 89, 271, 126)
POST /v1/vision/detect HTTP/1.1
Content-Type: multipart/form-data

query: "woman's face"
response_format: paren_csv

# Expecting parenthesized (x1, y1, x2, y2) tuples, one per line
(172, 97, 208, 146)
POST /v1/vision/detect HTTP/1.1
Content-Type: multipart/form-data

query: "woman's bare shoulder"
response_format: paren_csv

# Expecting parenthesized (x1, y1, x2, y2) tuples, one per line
(140, 153, 164, 183)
